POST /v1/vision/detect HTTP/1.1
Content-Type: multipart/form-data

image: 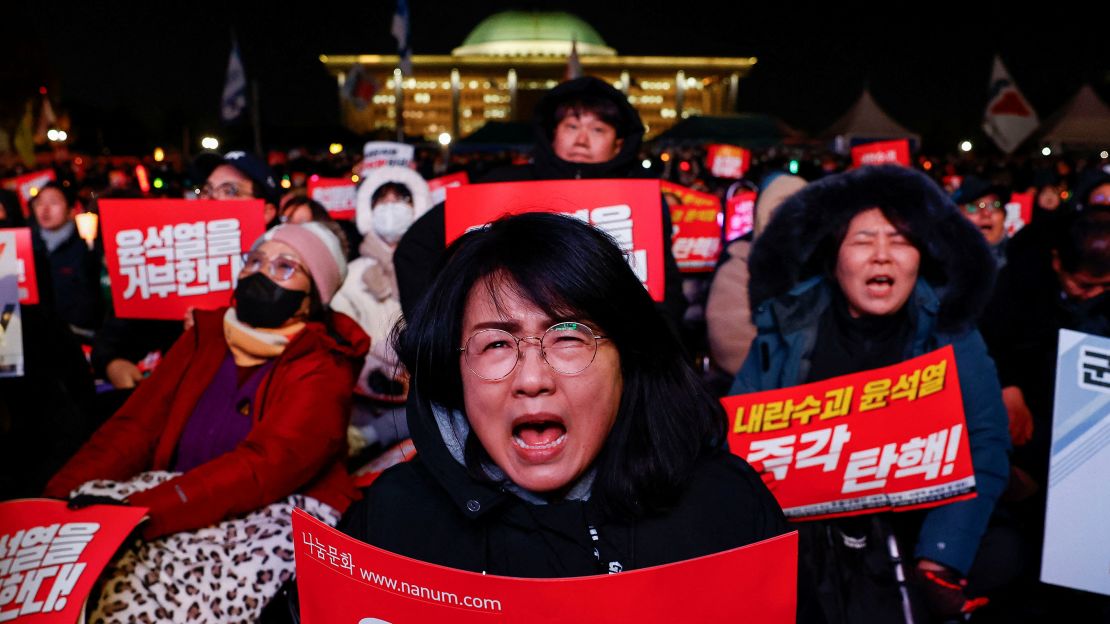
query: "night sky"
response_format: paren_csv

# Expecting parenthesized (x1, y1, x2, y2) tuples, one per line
(5, 1, 1108, 153)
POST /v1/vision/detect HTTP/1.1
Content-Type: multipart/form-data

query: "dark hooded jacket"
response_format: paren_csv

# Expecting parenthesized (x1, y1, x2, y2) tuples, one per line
(392, 77, 686, 326)
(341, 377, 788, 578)
(729, 165, 1010, 576)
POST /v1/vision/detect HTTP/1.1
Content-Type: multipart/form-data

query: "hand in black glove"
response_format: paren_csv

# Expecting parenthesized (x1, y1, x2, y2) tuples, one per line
(67, 494, 130, 509)
(915, 559, 989, 620)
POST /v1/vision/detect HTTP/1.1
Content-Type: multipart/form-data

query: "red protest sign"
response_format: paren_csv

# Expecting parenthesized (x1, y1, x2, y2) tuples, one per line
(307, 177, 357, 220)
(445, 180, 666, 301)
(294, 509, 797, 623)
(0, 499, 148, 622)
(1, 170, 56, 218)
(725, 190, 757, 242)
(1004, 190, 1034, 237)
(706, 144, 750, 179)
(427, 171, 469, 205)
(851, 139, 912, 168)
(99, 199, 267, 320)
(722, 346, 976, 520)
(0, 228, 39, 305)
(662, 181, 722, 273)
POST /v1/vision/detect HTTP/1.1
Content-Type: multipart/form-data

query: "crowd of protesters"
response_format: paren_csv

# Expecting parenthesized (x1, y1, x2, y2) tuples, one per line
(2, 75, 1109, 623)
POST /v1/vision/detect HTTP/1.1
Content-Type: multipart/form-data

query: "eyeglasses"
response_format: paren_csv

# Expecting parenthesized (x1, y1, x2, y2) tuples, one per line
(240, 251, 305, 282)
(962, 200, 1003, 215)
(200, 181, 251, 200)
(460, 322, 608, 381)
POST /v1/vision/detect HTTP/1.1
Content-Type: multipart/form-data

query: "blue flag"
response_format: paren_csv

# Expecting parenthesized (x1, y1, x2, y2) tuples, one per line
(221, 39, 247, 123)
(391, 0, 413, 76)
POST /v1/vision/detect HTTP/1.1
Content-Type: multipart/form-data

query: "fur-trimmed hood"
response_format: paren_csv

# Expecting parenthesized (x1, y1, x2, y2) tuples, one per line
(748, 165, 995, 331)
(355, 165, 433, 240)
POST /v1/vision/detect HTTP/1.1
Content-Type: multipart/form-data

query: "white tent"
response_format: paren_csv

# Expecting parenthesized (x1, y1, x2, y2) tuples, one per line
(822, 88, 921, 151)
(1039, 84, 1110, 148)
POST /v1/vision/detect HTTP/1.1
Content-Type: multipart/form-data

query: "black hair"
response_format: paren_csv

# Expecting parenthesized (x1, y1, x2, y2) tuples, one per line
(371, 182, 413, 206)
(550, 96, 626, 139)
(395, 212, 725, 520)
(282, 196, 334, 222)
(1055, 209, 1110, 275)
(817, 206, 937, 286)
(31, 181, 75, 209)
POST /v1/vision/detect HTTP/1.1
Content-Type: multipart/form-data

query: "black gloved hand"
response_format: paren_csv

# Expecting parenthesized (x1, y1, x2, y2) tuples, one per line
(67, 494, 130, 510)
(915, 560, 989, 620)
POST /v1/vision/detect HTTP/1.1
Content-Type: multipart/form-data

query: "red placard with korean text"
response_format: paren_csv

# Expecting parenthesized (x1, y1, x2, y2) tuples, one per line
(99, 199, 267, 320)
(851, 139, 912, 168)
(725, 190, 757, 241)
(0, 228, 39, 305)
(661, 181, 722, 272)
(293, 509, 796, 623)
(1, 170, 56, 218)
(307, 177, 357, 220)
(722, 346, 976, 520)
(445, 180, 666, 301)
(1004, 190, 1034, 237)
(705, 144, 750, 179)
(428, 171, 469, 205)
(0, 499, 149, 623)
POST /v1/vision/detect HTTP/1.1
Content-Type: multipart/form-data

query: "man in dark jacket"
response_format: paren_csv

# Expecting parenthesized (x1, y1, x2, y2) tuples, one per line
(93, 151, 281, 391)
(30, 181, 103, 338)
(393, 76, 686, 327)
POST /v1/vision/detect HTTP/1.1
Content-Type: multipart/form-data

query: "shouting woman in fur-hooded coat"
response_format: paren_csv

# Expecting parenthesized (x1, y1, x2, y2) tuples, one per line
(730, 165, 1010, 622)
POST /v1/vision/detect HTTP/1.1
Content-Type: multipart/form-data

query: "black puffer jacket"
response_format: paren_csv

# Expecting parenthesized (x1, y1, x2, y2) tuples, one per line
(393, 77, 685, 326)
(340, 386, 787, 578)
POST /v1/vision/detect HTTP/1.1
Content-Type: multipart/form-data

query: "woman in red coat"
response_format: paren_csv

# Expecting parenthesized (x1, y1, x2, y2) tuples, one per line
(44, 221, 368, 623)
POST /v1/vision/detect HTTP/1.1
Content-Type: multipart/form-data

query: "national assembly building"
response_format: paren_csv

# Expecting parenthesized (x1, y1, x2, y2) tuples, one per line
(320, 10, 756, 142)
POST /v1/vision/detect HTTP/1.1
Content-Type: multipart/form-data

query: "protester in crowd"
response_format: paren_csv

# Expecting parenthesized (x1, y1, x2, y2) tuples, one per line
(978, 205, 1110, 621)
(392, 76, 687, 330)
(705, 172, 806, 377)
(29, 181, 103, 339)
(952, 176, 1010, 268)
(342, 212, 788, 577)
(280, 195, 330, 224)
(43, 222, 367, 623)
(1, 189, 97, 500)
(1031, 170, 1065, 220)
(0, 189, 24, 227)
(278, 195, 361, 261)
(198, 150, 282, 227)
(331, 166, 431, 459)
(92, 151, 280, 391)
(731, 165, 1010, 622)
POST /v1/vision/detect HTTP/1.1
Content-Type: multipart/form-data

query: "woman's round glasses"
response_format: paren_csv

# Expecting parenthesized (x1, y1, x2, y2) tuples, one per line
(240, 251, 304, 282)
(460, 322, 608, 381)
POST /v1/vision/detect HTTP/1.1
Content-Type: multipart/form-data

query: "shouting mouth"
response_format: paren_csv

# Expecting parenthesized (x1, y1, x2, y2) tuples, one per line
(511, 415, 567, 458)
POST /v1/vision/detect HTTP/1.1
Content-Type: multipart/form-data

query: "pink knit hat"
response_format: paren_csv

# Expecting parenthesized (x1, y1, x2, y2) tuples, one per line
(255, 223, 347, 304)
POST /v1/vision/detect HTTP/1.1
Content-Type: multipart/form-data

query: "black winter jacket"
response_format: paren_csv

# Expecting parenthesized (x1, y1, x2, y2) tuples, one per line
(341, 390, 788, 578)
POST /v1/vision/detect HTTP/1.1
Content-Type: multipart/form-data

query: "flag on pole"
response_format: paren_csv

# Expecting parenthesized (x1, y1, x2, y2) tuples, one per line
(13, 101, 34, 167)
(33, 90, 57, 144)
(221, 38, 248, 123)
(392, 0, 413, 77)
(982, 56, 1039, 154)
(565, 38, 583, 81)
(341, 64, 378, 110)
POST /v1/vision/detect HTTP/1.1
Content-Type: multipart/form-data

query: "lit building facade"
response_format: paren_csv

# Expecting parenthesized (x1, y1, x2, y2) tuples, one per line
(320, 11, 755, 141)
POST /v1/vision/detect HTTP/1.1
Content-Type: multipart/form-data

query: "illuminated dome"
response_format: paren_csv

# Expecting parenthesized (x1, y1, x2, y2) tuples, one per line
(452, 11, 616, 57)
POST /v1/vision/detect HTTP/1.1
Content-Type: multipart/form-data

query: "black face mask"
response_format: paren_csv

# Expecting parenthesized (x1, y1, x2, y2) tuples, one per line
(233, 273, 308, 328)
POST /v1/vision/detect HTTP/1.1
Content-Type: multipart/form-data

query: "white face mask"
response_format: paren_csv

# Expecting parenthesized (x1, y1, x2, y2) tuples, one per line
(371, 201, 414, 245)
